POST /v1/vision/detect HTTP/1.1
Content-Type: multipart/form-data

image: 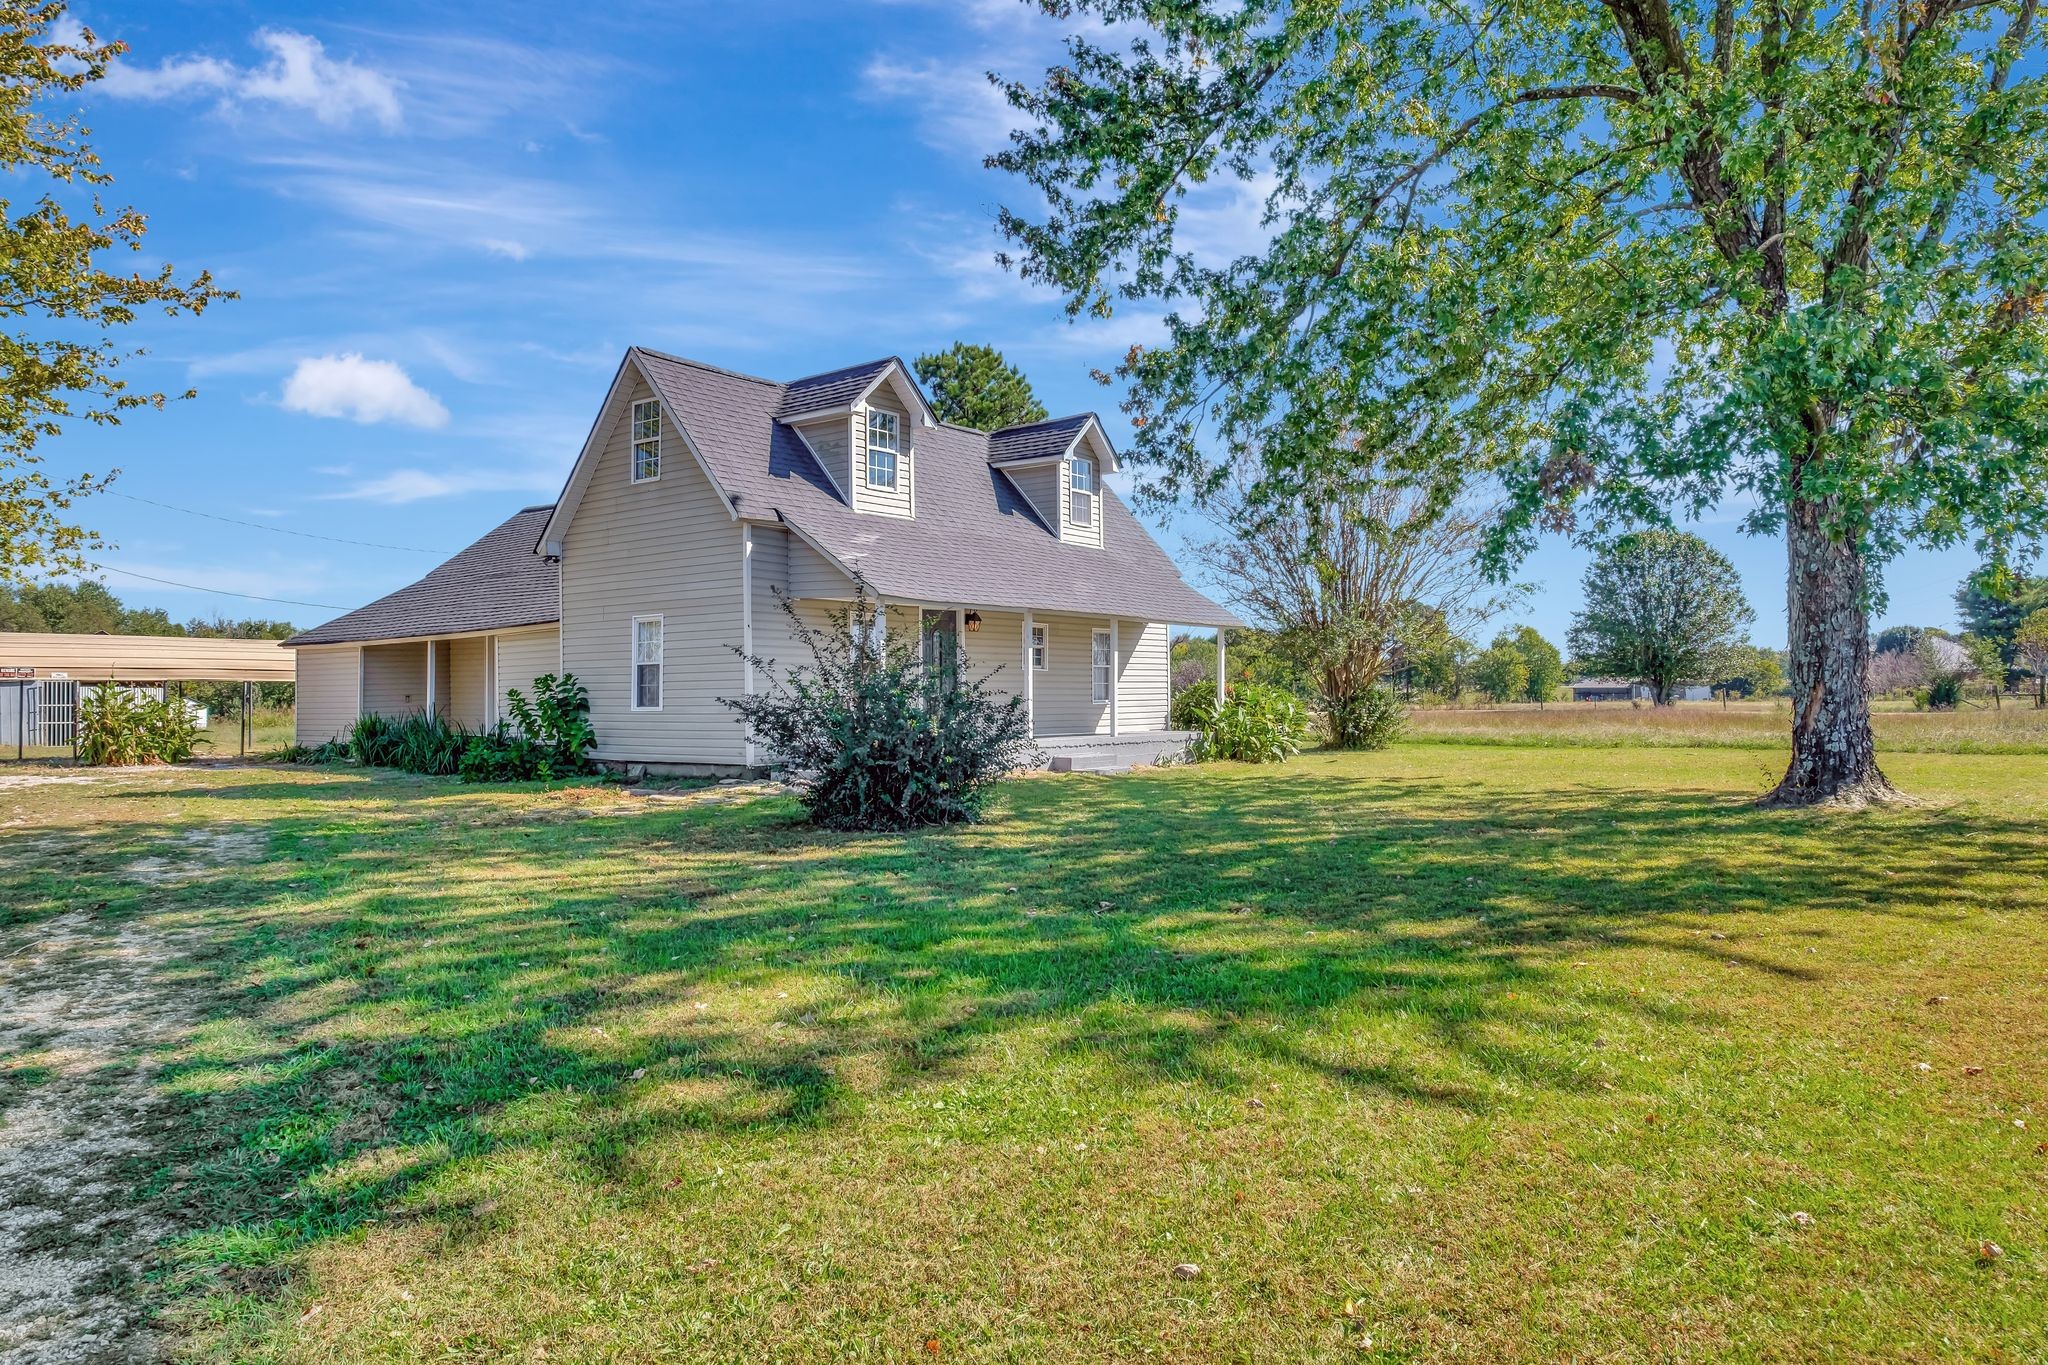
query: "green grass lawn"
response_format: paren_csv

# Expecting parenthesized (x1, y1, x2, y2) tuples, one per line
(4, 747, 2045, 1361)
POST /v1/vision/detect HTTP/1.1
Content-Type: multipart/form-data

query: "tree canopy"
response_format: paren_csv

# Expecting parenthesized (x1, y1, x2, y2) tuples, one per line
(992, 0, 2048, 803)
(911, 343, 1048, 432)
(1568, 530, 1756, 702)
(1, 5, 230, 584)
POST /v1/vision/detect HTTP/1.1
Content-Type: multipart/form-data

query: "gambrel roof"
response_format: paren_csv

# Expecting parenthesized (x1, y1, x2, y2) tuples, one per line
(538, 348, 1238, 628)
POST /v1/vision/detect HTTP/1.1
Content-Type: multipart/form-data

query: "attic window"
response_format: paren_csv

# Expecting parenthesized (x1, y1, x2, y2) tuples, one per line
(1070, 456, 1096, 526)
(867, 410, 900, 489)
(631, 399, 661, 482)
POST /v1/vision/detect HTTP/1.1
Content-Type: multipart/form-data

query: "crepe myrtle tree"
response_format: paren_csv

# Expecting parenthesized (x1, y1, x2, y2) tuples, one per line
(990, 0, 2048, 805)
(1567, 531, 1755, 704)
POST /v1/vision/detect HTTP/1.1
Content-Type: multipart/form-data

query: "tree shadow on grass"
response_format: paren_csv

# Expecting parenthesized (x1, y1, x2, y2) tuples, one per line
(3, 759, 2041, 1312)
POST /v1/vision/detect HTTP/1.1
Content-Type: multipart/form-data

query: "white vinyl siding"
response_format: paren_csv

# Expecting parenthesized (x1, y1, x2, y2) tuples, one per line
(446, 636, 490, 727)
(787, 535, 850, 599)
(1022, 614, 1167, 735)
(293, 645, 360, 744)
(361, 641, 428, 717)
(633, 616, 664, 710)
(631, 398, 662, 482)
(793, 416, 852, 499)
(560, 374, 748, 765)
(495, 627, 561, 731)
(1004, 463, 1060, 529)
(851, 393, 914, 518)
(1116, 620, 1171, 729)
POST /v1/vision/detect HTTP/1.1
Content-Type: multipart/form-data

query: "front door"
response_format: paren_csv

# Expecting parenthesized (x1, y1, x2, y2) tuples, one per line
(921, 609, 958, 683)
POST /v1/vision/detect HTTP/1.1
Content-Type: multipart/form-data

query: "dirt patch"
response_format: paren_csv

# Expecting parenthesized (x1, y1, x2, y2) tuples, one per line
(0, 905, 204, 1361)
(122, 827, 268, 885)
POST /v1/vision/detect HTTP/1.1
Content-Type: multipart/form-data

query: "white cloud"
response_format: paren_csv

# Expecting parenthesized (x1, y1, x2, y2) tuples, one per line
(862, 54, 1021, 157)
(320, 466, 560, 505)
(102, 29, 402, 130)
(281, 354, 449, 428)
(480, 237, 531, 261)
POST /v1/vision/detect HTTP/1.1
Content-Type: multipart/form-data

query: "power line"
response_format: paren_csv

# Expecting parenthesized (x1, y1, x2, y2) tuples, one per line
(91, 563, 345, 611)
(107, 491, 452, 554)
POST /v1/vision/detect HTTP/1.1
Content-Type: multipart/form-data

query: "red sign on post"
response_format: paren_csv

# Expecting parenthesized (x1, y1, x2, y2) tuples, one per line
(0, 667, 34, 680)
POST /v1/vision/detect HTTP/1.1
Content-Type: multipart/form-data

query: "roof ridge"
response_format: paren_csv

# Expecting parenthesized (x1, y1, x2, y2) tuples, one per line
(630, 346, 787, 391)
(785, 355, 899, 385)
(991, 413, 1095, 435)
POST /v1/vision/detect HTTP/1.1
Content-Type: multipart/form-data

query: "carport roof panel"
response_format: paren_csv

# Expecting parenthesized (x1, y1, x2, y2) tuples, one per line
(0, 633, 296, 682)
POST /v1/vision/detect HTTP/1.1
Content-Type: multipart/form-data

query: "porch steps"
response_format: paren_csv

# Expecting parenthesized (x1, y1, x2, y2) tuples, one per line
(1045, 751, 1133, 775)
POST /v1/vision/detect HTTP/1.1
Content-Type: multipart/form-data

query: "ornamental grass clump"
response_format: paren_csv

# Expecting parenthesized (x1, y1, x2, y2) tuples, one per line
(723, 587, 1035, 830)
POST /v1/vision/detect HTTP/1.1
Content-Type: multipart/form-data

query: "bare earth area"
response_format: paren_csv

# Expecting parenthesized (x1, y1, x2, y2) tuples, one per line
(0, 771, 261, 1363)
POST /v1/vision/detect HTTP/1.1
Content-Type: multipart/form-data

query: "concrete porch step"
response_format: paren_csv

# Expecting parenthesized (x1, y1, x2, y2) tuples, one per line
(1045, 752, 1133, 774)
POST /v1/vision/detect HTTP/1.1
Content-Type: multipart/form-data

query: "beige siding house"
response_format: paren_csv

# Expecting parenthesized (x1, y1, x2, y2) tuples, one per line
(286, 348, 1237, 773)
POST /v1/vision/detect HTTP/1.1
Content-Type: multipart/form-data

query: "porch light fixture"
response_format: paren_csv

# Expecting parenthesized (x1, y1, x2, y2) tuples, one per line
(964, 611, 982, 632)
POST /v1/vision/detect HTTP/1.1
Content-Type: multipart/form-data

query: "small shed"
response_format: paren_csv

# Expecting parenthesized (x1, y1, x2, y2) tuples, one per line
(1568, 677, 1652, 702)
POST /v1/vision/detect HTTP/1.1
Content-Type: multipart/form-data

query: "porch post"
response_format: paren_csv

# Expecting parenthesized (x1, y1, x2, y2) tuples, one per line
(1022, 610, 1035, 737)
(1109, 619, 1120, 737)
(741, 526, 756, 768)
(1214, 629, 1227, 714)
(425, 641, 437, 720)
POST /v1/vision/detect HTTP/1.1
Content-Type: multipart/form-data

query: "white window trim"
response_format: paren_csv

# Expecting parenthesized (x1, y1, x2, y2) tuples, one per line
(631, 398, 662, 484)
(1031, 623, 1048, 672)
(866, 409, 901, 490)
(1091, 628, 1112, 704)
(1069, 457, 1097, 527)
(631, 614, 664, 711)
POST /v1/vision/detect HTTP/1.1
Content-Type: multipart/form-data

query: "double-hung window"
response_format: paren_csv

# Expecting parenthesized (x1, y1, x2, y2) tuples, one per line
(866, 410, 900, 489)
(632, 616, 663, 710)
(631, 399, 662, 482)
(1069, 456, 1096, 526)
(1030, 624, 1047, 671)
(1091, 628, 1112, 704)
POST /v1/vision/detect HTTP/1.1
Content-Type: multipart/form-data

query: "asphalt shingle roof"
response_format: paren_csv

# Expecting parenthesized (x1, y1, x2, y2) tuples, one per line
(987, 415, 1095, 464)
(285, 506, 559, 647)
(774, 358, 897, 418)
(633, 349, 1239, 628)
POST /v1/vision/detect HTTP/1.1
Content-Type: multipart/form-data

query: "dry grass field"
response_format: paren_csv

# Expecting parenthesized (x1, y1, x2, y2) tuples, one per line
(1406, 698, 2048, 753)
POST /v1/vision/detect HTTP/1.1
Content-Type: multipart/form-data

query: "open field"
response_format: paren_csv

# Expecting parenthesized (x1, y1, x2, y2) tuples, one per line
(1407, 699, 2048, 752)
(3, 747, 2045, 1361)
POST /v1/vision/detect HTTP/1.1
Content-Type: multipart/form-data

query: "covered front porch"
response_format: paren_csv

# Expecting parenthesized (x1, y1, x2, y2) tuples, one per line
(853, 599, 1198, 746)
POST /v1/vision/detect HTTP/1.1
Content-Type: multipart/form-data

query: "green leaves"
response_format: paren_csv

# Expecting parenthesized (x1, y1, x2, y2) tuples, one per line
(991, 0, 2048, 575)
(0, 2, 232, 582)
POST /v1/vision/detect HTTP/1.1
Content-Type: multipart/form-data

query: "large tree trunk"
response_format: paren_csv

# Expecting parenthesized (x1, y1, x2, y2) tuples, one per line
(1761, 494, 1902, 807)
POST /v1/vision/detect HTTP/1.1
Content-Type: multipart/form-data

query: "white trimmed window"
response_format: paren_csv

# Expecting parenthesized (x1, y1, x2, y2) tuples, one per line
(1070, 456, 1096, 526)
(631, 399, 662, 482)
(1031, 623, 1048, 671)
(866, 409, 900, 489)
(1091, 628, 1112, 703)
(632, 616, 663, 710)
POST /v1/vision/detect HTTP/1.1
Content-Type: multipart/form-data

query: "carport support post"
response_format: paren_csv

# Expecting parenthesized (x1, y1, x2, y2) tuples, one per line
(15, 683, 22, 762)
(1214, 630, 1227, 713)
(241, 681, 252, 757)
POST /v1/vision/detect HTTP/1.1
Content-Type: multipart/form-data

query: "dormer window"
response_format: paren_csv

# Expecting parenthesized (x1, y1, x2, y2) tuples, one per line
(1070, 456, 1096, 526)
(867, 410, 900, 488)
(631, 399, 661, 482)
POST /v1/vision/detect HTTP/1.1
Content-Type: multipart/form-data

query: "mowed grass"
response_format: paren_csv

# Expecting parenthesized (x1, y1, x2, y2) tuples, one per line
(1406, 698, 2048, 753)
(4, 747, 2046, 1362)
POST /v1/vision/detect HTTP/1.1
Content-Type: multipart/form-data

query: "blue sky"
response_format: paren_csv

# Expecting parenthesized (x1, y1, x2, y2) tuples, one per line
(49, 0, 1985, 646)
